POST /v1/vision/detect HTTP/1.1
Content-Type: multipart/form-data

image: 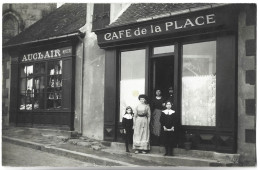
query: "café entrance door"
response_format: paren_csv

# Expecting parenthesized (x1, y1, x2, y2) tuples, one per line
(150, 55, 174, 145)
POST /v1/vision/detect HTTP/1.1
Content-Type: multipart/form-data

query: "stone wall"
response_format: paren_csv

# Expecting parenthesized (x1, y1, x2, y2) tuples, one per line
(2, 3, 56, 43)
(237, 4, 256, 165)
(2, 51, 11, 127)
(82, 4, 105, 140)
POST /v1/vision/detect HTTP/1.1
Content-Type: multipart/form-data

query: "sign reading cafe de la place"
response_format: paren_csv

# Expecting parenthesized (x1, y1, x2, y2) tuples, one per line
(102, 14, 216, 41)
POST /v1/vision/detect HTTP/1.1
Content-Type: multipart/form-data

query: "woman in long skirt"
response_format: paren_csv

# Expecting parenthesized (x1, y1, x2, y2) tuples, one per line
(151, 89, 165, 145)
(133, 94, 151, 154)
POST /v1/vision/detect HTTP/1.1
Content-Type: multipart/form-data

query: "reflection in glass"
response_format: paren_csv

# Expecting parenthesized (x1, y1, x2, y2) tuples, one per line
(26, 65, 33, 77)
(182, 41, 216, 126)
(120, 49, 146, 122)
(153, 45, 174, 54)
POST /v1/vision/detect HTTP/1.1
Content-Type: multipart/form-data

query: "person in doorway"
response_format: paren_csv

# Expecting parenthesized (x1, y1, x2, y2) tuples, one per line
(133, 94, 151, 154)
(166, 86, 174, 106)
(122, 106, 134, 152)
(151, 89, 165, 145)
(160, 101, 178, 156)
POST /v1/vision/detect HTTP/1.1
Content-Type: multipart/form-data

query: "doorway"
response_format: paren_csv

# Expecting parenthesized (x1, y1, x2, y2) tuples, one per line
(150, 55, 174, 146)
(151, 56, 174, 101)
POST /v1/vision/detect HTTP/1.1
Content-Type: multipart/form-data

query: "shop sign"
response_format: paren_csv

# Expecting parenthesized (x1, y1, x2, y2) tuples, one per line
(97, 13, 219, 44)
(21, 46, 72, 62)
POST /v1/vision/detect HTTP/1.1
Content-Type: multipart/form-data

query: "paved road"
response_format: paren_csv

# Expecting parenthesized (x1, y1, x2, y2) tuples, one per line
(2, 142, 98, 167)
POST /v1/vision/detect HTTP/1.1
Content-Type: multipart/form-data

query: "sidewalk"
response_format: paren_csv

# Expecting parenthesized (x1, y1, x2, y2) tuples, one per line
(2, 126, 240, 167)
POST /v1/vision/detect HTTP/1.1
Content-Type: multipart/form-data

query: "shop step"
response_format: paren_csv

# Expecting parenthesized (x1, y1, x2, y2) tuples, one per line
(108, 142, 239, 166)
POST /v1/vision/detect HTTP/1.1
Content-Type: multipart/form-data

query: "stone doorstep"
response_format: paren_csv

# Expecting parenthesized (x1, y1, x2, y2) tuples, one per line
(109, 142, 239, 165)
(102, 148, 225, 167)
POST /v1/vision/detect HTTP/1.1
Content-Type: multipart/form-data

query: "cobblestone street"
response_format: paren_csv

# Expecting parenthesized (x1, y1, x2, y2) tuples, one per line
(2, 142, 97, 167)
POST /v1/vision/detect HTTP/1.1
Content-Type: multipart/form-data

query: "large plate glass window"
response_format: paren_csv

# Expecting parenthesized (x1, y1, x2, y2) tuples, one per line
(182, 41, 216, 126)
(119, 49, 146, 122)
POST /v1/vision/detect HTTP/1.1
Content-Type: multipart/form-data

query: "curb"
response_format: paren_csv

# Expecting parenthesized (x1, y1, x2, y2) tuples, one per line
(2, 136, 138, 167)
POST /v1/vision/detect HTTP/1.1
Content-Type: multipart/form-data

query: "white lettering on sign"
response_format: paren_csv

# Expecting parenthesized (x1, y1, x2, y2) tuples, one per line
(21, 47, 72, 62)
(103, 14, 216, 41)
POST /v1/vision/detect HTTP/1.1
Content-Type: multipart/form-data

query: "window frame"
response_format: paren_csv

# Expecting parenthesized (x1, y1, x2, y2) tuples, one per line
(18, 59, 64, 112)
(180, 37, 217, 129)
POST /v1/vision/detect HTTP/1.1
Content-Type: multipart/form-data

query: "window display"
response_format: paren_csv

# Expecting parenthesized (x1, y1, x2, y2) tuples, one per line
(19, 60, 63, 110)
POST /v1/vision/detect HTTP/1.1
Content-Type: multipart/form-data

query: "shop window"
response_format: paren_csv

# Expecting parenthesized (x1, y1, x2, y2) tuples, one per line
(119, 49, 146, 122)
(19, 60, 63, 111)
(181, 41, 216, 126)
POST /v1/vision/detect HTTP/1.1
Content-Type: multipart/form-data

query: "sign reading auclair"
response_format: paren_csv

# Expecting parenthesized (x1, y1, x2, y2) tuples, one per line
(98, 13, 217, 43)
(21, 46, 72, 62)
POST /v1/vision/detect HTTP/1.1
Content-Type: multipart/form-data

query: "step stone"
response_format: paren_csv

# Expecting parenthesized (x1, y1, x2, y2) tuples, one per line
(108, 142, 239, 166)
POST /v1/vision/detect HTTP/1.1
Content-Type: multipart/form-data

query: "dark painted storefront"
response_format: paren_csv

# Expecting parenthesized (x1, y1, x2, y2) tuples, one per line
(4, 4, 87, 131)
(9, 40, 78, 130)
(95, 4, 240, 153)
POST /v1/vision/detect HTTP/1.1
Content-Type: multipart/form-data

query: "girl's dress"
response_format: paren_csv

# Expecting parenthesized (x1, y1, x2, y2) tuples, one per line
(160, 109, 178, 148)
(151, 97, 164, 137)
(133, 104, 151, 150)
(122, 113, 133, 147)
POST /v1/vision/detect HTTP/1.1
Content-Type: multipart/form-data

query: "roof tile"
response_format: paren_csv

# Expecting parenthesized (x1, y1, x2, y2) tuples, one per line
(4, 3, 86, 47)
(108, 3, 218, 28)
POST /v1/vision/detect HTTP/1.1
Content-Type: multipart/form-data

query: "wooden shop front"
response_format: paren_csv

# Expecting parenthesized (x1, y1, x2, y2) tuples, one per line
(9, 40, 76, 130)
(95, 5, 239, 153)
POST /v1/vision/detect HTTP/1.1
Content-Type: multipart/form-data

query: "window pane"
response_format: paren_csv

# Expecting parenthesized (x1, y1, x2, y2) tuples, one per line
(26, 78, 33, 91)
(48, 60, 62, 75)
(20, 78, 26, 93)
(35, 63, 45, 74)
(26, 65, 33, 77)
(20, 65, 26, 78)
(25, 92, 33, 110)
(19, 94, 26, 110)
(47, 92, 55, 109)
(120, 49, 146, 122)
(35, 76, 45, 93)
(182, 41, 216, 126)
(153, 45, 174, 54)
(34, 93, 44, 110)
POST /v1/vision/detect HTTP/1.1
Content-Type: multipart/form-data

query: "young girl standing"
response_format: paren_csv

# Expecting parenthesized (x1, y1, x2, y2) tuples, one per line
(160, 101, 178, 156)
(122, 106, 134, 152)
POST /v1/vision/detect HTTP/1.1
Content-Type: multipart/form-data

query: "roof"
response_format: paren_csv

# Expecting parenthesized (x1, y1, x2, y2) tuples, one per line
(4, 3, 86, 47)
(108, 3, 223, 28)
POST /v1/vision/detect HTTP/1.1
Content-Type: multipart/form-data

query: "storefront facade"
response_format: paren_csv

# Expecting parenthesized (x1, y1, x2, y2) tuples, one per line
(94, 4, 250, 154)
(3, 4, 86, 131)
(7, 39, 82, 130)
(2, 3, 256, 164)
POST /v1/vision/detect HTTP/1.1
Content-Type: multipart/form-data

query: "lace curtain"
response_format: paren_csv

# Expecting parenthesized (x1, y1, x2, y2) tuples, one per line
(182, 75, 216, 126)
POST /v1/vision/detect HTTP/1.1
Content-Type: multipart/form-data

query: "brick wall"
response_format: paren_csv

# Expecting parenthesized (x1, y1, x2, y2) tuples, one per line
(237, 4, 256, 165)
